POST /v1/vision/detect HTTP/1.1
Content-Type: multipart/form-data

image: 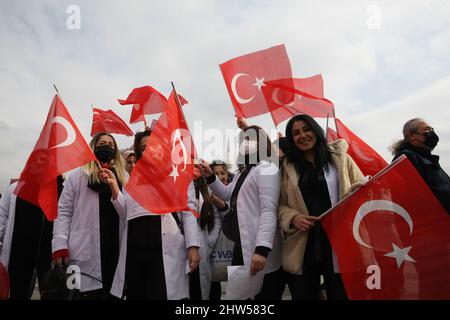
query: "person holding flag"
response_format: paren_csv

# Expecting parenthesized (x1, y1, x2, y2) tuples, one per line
(0, 171, 63, 299)
(99, 129, 201, 300)
(200, 126, 285, 300)
(52, 132, 128, 299)
(278, 114, 365, 300)
(1, 93, 97, 299)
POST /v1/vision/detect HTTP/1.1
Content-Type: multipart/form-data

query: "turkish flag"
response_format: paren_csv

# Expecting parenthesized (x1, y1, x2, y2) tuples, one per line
(220, 44, 293, 118)
(118, 85, 168, 124)
(262, 75, 335, 126)
(90, 107, 134, 137)
(125, 90, 195, 214)
(327, 118, 387, 177)
(14, 95, 96, 221)
(321, 156, 450, 299)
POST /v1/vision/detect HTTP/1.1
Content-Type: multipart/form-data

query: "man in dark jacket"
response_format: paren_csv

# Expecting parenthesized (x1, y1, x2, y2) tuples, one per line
(392, 118, 450, 214)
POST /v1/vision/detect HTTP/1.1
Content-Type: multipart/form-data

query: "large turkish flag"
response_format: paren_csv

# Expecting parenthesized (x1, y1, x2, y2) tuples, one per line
(321, 156, 450, 299)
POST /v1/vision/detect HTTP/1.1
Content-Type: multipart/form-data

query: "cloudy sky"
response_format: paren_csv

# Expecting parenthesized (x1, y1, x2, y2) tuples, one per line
(0, 0, 449, 193)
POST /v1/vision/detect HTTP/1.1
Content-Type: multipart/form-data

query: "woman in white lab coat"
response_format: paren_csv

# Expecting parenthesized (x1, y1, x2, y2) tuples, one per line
(100, 129, 201, 300)
(200, 126, 285, 300)
(52, 133, 127, 299)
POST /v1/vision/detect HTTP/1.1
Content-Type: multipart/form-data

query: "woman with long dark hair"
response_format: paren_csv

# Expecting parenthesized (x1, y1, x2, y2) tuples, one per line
(278, 114, 364, 300)
(200, 126, 284, 300)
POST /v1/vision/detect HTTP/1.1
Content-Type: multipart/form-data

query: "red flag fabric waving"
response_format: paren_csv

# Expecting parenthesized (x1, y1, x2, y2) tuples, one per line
(262, 75, 335, 126)
(327, 118, 387, 177)
(125, 90, 195, 214)
(118, 85, 168, 124)
(14, 95, 96, 221)
(321, 156, 450, 299)
(90, 107, 133, 137)
(177, 94, 188, 106)
(220, 44, 293, 118)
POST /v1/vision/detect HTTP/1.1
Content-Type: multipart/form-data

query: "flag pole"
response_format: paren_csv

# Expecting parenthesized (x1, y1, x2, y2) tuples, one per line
(53, 84, 60, 95)
(318, 154, 407, 220)
(332, 107, 339, 137)
(170, 81, 197, 153)
(325, 112, 330, 141)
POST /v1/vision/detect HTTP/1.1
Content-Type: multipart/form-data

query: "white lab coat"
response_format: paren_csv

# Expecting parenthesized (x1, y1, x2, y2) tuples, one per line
(52, 168, 127, 292)
(0, 183, 18, 269)
(109, 185, 201, 300)
(208, 161, 282, 297)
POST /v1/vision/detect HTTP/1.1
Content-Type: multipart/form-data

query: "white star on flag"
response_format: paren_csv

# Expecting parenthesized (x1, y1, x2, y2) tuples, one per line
(384, 243, 417, 268)
(253, 77, 266, 91)
(169, 164, 179, 182)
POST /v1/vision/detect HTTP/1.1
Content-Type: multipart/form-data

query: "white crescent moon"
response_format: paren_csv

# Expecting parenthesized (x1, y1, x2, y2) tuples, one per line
(49, 116, 76, 149)
(353, 200, 413, 248)
(272, 88, 296, 107)
(231, 73, 255, 104)
(172, 129, 187, 172)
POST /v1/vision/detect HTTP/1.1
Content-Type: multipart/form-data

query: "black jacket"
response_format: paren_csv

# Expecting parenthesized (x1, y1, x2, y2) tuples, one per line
(393, 143, 450, 214)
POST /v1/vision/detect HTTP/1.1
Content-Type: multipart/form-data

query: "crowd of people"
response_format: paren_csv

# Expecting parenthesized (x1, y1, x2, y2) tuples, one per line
(0, 116, 448, 300)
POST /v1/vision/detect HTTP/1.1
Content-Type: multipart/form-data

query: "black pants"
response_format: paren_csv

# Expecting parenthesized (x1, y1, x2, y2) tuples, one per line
(125, 216, 167, 300)
(255, 268, 285, 300)
(209, 281, 222, 300)
(286, 263, 347, 300)
(8, 216, 52, 300)
(8, 245, 51, 300)
(189, 267, 202, 300)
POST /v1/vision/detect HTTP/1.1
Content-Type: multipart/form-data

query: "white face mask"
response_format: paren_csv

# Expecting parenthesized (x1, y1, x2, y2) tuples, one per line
(239, 140, 258, 155)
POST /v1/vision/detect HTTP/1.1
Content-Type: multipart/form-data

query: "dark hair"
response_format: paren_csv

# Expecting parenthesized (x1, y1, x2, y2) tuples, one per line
(273, 137, 290, 155)
(285, 114, 331, 170)
(210, 160, 232, 184)
(195, 178, 215, 232)
(133, 130, 151, 160)
(241, 125, 274, 164)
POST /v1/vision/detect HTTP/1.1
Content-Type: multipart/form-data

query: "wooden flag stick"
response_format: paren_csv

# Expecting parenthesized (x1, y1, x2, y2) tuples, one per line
(332, 108, 339, 137)
(325, 112, 330, 141)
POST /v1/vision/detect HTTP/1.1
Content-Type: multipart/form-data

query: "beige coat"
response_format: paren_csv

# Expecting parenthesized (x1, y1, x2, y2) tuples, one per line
(278, 139, 364, 273)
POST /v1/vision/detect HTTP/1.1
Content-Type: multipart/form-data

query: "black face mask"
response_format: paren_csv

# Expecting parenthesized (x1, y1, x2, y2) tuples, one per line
(423, 131, 439, 149)
(95, 145, 115, 163)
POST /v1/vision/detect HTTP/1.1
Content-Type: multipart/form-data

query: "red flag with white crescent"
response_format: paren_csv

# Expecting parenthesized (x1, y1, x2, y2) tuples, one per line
(262, 75, 335, 126)
(125, 90, 195, 214)
(220, 44, 293, 118)
(321, 156, 450, 299)
(14, 95, 96, 221)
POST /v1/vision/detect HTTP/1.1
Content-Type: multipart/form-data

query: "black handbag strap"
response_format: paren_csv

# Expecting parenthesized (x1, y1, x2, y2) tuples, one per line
(230, 165, 254, 212)
(171, 212, 184, 235)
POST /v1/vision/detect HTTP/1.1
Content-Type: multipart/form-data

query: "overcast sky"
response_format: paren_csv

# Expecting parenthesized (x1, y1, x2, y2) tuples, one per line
(1, 0, 449, 193)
